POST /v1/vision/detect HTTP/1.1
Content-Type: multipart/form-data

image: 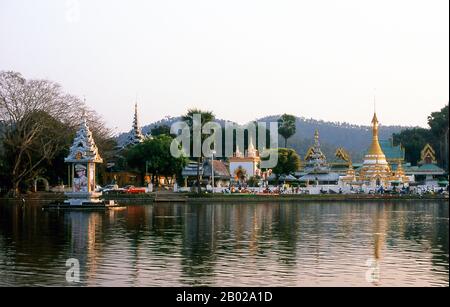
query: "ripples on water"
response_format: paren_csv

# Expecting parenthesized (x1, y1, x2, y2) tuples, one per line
(0, 201, 448, 287)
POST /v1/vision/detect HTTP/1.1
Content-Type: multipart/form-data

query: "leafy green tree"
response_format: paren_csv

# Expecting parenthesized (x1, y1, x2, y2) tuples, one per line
(278, 114, 296, 148)
(428, 104, 448, 137)
(151, 125, 172, 137)
(182, 108, 215, 193)
(428, 104, 449, 168)
(126, 135, 188, 186)
(0, 71, 115, 195)
(269, 148, 301, 178)
(393, 104, 448, 166)
(393, 128, 433, 165)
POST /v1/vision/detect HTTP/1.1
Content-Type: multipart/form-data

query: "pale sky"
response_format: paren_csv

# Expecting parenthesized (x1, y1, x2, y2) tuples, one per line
(0, 0, 448, 133)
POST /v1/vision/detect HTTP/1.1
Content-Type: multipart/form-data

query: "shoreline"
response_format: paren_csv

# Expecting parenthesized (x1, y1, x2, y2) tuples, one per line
(0, 192, 448, 204)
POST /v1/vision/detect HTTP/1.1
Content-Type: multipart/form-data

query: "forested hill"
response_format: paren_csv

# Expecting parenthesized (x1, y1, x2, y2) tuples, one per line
(258, 115, 407, 162)
(117, 115, 409, 163)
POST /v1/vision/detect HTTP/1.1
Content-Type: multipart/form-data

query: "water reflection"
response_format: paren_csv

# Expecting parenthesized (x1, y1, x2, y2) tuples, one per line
(0, 201, 448, 286)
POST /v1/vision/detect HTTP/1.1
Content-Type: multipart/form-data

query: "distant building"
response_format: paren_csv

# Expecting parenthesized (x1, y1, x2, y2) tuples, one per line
(181, 159, 230, 187)
(298, 130, 340, 185)
(404, 143, 446, 185)
(229, 138, 261, 182)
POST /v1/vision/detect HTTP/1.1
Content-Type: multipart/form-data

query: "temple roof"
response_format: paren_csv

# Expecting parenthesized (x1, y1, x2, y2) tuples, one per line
(182, 160, 231, 178)
(65, 118, 103, 163)
(379, 139, 405, 161)
(304, 129, 330, 173)
(203, 159, 231, 178)
(403, 163, 445, 175)
(125, 103, 145, 147)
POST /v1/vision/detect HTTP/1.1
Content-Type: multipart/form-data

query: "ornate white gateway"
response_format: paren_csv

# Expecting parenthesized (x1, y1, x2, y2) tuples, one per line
(64, 118, 104, 205)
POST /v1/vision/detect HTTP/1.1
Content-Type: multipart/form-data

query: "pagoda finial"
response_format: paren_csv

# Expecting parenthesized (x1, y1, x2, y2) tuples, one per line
(314, 129, 320, 146)
(371, 88, 378, 125)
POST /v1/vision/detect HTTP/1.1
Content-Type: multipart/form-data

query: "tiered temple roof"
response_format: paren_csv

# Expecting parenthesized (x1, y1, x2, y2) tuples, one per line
(65, 118, 103, 163)
(303, 129, 330, 174)
(299, 130, 339, 184)
(125, 103, 145, 147)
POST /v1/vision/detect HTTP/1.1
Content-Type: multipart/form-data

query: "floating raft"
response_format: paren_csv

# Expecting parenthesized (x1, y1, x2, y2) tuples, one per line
(43, 200, 125, 211)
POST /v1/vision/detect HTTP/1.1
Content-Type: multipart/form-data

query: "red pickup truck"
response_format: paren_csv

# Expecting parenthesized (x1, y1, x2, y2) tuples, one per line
(123, 185, 147, 194)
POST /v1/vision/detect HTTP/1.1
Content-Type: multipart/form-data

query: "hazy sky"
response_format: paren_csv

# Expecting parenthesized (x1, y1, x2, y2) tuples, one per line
(1, 0, 448, 133)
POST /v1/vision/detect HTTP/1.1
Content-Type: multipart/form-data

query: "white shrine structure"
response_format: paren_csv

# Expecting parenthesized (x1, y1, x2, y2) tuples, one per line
(229, 138, 261, 182)
(64, 118, 104, 206)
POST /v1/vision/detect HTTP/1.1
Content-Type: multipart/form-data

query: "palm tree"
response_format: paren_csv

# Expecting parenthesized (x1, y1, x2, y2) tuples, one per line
(182, 108, 215, 194)
(278, 114, 296, 148)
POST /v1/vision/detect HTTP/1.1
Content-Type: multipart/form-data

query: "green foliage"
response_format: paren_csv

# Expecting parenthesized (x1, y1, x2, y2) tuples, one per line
(428, 104, 449, 137)
(125, 135, 188, 182)
(393, 104, 448, 166)
(182, 109, 216, 193)
(182, 108, 216, 156)
(278, 114, 296, 147)
(270, 148, 301, 177)
(247, 176, 261, 187)
(393, 128, 433, 165)
(151, 125, 172, 137)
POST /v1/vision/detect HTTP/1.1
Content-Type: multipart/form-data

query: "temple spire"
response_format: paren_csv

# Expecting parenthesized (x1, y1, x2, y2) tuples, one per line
(126, 102, 145, 146)
(314, 129, 320, 146)
(247, 136, 257, 157)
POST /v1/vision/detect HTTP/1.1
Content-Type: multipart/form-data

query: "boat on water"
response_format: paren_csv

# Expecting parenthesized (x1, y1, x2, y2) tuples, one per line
(42, 199, 125, 211)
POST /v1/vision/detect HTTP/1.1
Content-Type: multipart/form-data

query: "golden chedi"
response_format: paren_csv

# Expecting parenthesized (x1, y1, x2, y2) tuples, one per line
(358, 112, 392, 187)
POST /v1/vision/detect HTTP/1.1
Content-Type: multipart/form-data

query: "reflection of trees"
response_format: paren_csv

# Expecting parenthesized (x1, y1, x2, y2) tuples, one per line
(0, 199, 448, 286)
(426, 203, 449, 273)
(0, 200, 70, 285)
(377, 201, 448, 278)
(179, 204, 216, 286)
(271, 203, 300, 266)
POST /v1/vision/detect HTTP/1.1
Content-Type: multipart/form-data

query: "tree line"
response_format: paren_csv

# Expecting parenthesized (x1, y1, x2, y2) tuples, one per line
(393, 104, 449, 169)
(0, 71, 115, 196)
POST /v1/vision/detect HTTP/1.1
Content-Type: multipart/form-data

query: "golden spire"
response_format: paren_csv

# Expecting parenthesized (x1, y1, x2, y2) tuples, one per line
(367, 112, 385, 156)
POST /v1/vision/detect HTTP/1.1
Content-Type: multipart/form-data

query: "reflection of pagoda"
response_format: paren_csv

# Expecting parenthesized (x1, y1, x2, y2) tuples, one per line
(298, 130, 339, 185)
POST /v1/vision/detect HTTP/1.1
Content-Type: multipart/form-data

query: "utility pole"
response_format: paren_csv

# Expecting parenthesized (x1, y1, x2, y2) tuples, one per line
(211, 150, 216, 193)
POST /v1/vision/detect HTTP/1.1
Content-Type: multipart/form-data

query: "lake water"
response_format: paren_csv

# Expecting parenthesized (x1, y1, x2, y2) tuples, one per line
(0, 200, 448, 287)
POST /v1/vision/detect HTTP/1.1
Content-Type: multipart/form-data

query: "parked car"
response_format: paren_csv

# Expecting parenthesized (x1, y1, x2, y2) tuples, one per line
(101, 184, 120, 194)
(123, 185, 147, 194)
